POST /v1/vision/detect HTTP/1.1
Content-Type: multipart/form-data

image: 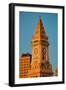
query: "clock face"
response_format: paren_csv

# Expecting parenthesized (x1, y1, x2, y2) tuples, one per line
(34, 48, 38, 55)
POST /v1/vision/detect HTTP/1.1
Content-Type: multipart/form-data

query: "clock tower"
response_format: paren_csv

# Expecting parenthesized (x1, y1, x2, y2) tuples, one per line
(30, 17, 53, 77)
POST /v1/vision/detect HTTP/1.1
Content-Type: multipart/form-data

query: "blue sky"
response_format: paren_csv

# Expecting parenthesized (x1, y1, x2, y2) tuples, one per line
(19, 12, 58, 74)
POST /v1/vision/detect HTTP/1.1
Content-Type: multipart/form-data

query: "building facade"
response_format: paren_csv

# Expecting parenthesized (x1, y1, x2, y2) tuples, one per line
(19, 17, 53, 78)
(56, 68, 58, 76)
(19, 53, 31, 78)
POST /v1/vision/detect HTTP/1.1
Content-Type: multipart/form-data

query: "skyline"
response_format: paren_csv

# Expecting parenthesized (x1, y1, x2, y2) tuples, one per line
(19, 12, 58, 74)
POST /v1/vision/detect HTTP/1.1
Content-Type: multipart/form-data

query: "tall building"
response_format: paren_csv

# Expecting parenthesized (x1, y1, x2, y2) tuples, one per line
(30, 16, 53, 77)
(19, 53, 32, 78)
(19, 17, 53, 78)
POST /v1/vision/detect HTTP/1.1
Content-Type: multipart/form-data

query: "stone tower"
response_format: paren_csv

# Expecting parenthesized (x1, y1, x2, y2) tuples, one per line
(30, 16, 53, 77)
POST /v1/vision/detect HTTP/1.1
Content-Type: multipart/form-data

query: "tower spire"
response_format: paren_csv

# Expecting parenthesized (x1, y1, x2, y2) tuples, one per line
(32, 16, 48, 41)
(35, 16, 45, 34)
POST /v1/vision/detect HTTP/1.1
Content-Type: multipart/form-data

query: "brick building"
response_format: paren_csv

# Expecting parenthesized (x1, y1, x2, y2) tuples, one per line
(19, 53, 32, 78)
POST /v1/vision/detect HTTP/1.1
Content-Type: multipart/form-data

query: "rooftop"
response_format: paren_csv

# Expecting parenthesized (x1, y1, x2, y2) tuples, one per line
(21, 53, 32, 57)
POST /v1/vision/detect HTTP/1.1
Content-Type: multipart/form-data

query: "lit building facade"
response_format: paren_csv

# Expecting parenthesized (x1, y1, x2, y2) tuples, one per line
(56, 68, 58, 76)
(19, 17, 53, 78)
(19, 53, 31, 78)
